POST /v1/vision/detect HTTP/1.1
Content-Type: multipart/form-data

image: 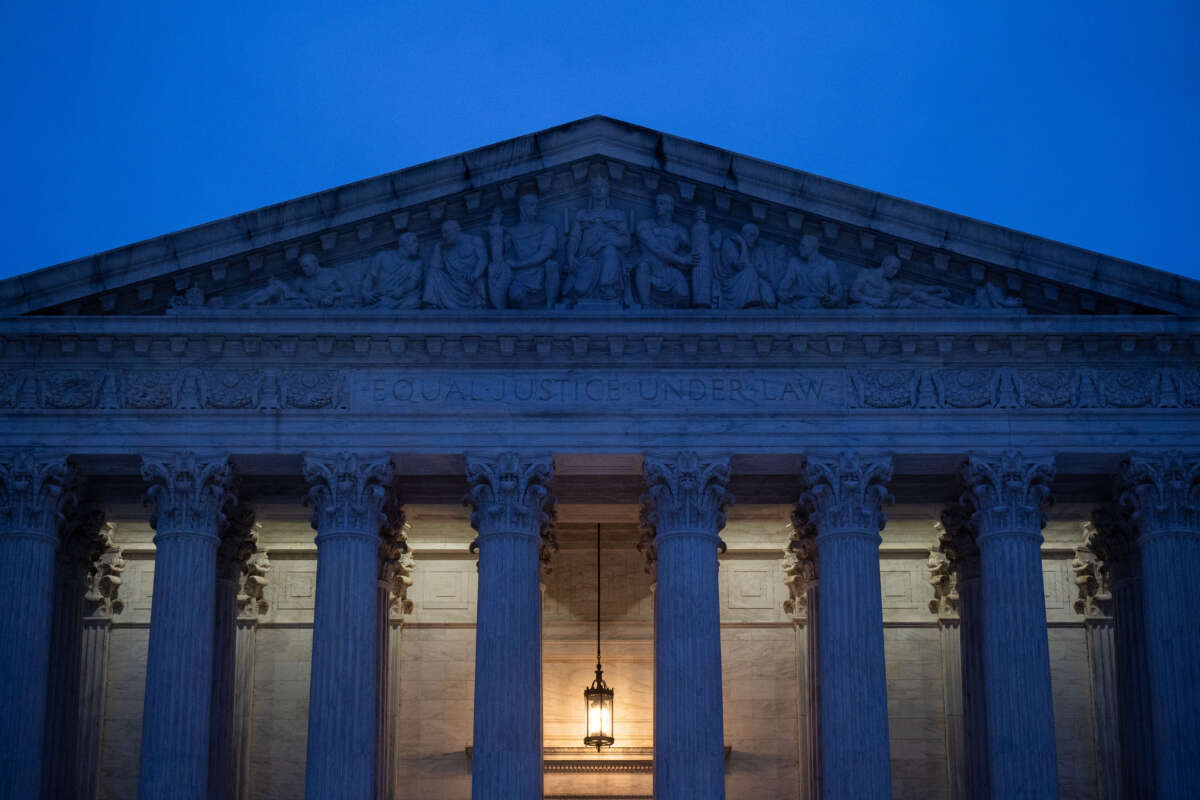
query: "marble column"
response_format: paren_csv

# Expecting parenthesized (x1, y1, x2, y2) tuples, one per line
(42, 508, 105, 800)
(642, 452, 731, 800)
(1074, 522, 1120, 800)
(209, 508, 258, 800)
(138, 453, 234, 800)
(961, 450, 1058, 798)
(785, 521, 821, 800)
(76, 524, 125, 800)
(466, 453, 556, 800)
(797, 453, 892, 800)
(0, 452, 74, 800)
(1089, 504, 1155, 798)
(927, 539, 964, 800)
(303, 453, 399, 800)
(233, 548, 270, 800)
(376, 516, 412, 800)
(934, 508, 988, 800)
(1122, 451, 1200, 798)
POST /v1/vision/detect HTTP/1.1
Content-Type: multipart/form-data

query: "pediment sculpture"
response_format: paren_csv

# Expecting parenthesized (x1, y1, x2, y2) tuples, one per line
(174, 181, 1026, 315)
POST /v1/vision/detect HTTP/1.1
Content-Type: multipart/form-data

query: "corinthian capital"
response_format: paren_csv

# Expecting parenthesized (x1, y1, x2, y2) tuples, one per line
(84, 522, 125, 619)
(141, 452, 233, 535)
(1086, 502, 1139, 584)
(1120, 451, 1200, 535)
(960, 450, 1054, 537)
(640, 452, 732, 536)
(1072, 523, 1113, 618)
(783, 514, 818, 619)
(0, 451, 75, 540)
(303, 453, 395, 535)
(217, 505, 259, 581)
(465, 452, 555, 538)
(798, 453, 892, 538)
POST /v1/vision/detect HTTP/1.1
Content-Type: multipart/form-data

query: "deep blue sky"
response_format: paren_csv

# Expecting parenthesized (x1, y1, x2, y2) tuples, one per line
(2, 1, 1197, 281)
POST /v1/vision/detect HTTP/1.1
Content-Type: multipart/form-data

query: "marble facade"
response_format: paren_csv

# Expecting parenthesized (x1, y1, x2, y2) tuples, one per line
(1, 116, 1198, 799)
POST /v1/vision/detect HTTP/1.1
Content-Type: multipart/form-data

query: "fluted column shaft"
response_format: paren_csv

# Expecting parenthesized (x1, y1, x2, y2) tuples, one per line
(232, 618, 257, 800)
(304, 454, 397, 800)
(78, 618, 113, 800)
(1124, 452, 1200, 798)
(802, 587, 821, 800)
(0, 453, 72, 800)
(467, 453, 555, 800)
(957, 572, 990, 799)
(138, 453, 233, 800)
(1112, 573, 1154, 796)
(963, 451, 1058, 799)
(43, 550, 87, 799)
(643, 453, 730, 800)
(938, 618, 965, 800)
(1085, 619, 1120, 800)
(800, 454, 892, 799)
(207, 568, 239, 800)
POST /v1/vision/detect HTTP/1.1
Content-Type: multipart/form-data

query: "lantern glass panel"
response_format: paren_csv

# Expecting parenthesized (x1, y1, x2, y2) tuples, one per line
(583, 684, 614, 749)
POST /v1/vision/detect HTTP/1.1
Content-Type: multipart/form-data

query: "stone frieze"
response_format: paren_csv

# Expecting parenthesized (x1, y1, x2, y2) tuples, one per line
(1, 364, 1197, 413)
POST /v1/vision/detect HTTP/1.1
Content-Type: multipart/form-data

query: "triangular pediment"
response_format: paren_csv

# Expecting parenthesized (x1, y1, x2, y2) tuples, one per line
(3, 116, 1197, 317)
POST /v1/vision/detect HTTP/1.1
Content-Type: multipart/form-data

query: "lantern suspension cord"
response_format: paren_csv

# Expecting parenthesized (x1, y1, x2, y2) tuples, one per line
(596, 524, 602, 672)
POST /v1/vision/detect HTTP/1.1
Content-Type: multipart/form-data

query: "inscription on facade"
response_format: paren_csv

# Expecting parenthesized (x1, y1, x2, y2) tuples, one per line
(360, 370, 841, 410)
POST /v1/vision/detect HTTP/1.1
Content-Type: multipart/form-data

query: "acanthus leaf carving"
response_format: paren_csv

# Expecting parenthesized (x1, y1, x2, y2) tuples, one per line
(464, 452, 556, 544)
(1072, 522, 1113, 618)
(0, 451, 76, 539)
(140, 452, 234, 535)
(1120, 450, 1200, 536)
(639, 452, 732, 537)
(928, 505, 978, 618)
(83, 521, 125, 619)
(302, 453, 395, 535)
(960, 450, 1055, 537)
(378, 497, 415, 616)
(783, 510, 818, 620)
(797, 453, 892, 537)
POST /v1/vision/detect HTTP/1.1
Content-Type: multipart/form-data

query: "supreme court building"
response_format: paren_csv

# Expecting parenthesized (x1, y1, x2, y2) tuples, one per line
(1, 117, 1198, 800)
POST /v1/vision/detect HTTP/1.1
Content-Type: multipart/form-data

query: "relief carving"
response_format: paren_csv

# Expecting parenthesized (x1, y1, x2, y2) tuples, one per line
(361, 232, 423, 310)
(487, 195, 559, 310)
(715, 221, 778, 309)
(422, 220, 489, 310)
(563, 176, 630, 306)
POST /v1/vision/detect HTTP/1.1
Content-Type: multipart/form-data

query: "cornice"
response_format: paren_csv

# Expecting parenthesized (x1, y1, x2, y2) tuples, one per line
(3, 116, 1197, 317)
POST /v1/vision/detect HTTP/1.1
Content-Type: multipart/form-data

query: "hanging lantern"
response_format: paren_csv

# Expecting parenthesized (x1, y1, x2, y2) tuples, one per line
(583, 524, 615, 750)
(584, 666, 614, 750)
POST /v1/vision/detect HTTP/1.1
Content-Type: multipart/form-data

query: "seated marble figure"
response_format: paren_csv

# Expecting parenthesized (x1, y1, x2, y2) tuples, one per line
(422, 220, 489, 310)
(487, 195, 560, 309)
(715, 221, 778, 309)
(563, 176, 631, 305)
(238, 253, 347, 309)
(634, 193, 701, 308)
(851, 254, 956, 309)
(361, 231, 423, 309)
(777, 234, 844, 309)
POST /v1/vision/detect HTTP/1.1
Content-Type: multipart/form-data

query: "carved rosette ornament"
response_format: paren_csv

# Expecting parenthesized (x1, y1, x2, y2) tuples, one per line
(1073, 522, 1113, 618)
(302, 453, 395, 536)
(141, 452, 234, 535)
(640, 452, 732, 538)
(1120, 450, 1200, 537)
(960, 450, 1055, 539)
(798, 453, 893, 540)
(0, 452, 76, 540)
(464, 452, 555, 540)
